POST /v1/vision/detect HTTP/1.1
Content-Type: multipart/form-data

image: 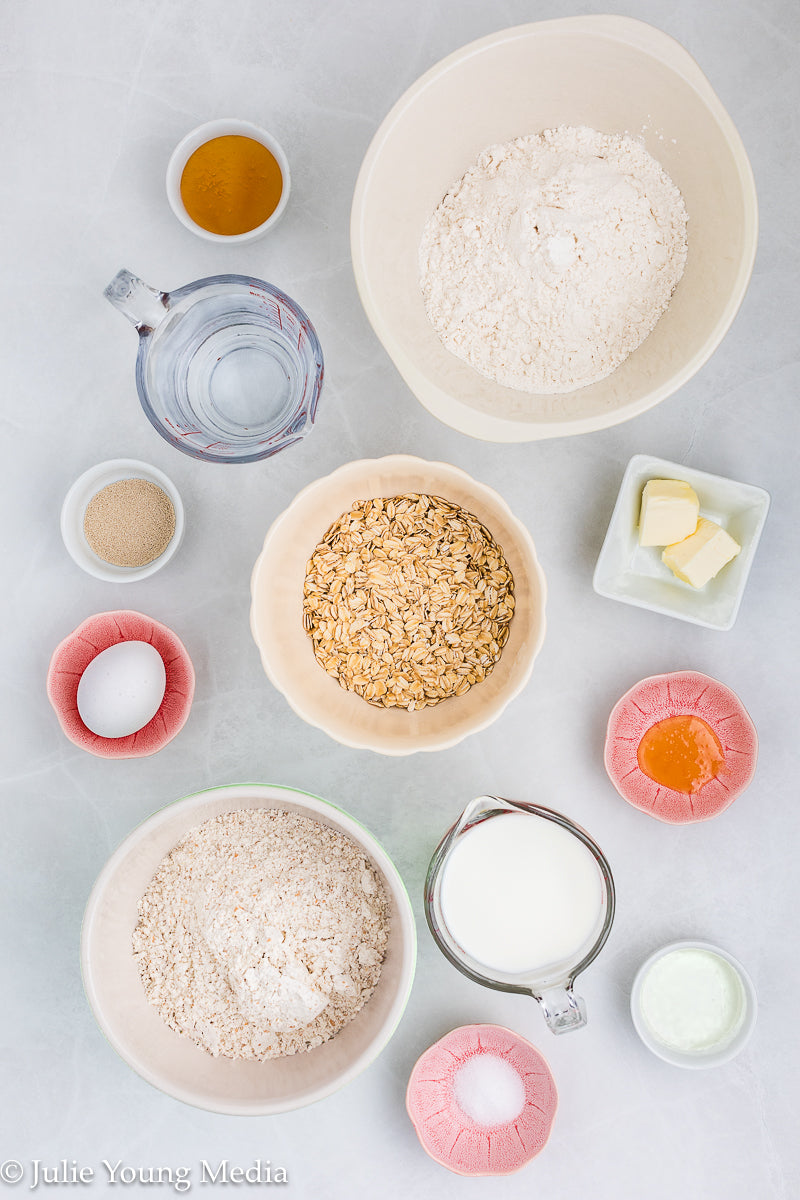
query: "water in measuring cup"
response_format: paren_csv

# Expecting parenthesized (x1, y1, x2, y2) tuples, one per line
(439, 813, 605, 976)
(146, 293, 303, 441)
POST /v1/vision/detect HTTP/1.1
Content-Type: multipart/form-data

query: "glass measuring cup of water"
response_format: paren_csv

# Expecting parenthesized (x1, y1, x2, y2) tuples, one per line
(104, 270, 324, 464)
(425, 796, 615, 1034)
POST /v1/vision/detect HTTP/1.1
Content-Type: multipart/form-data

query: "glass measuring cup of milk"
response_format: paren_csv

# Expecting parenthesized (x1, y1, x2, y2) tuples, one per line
(425, 796, 615, 1034)
(104, 270, 324, 464)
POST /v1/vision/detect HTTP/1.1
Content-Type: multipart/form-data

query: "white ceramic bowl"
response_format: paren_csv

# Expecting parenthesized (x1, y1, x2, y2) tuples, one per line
(166, 118, 291, 243)
(593, 454, 770, 630)
(250, 455, 546, 755)
(631, 940, 757, 1069)
(61, 459, 184, 583)
(81, 783, 416, 1115)
(351, 16, 758, 442)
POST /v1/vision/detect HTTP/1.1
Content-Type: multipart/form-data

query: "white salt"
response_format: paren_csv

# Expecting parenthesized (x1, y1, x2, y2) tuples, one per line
(453, 1053, 526, 1127)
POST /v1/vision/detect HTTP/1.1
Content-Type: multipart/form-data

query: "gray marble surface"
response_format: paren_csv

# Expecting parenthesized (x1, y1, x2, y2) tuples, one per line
(2, 0, 799, 1196)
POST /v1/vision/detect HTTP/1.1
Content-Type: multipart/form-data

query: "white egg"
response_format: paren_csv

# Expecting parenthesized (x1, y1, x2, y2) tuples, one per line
(77, 640, 167, 739)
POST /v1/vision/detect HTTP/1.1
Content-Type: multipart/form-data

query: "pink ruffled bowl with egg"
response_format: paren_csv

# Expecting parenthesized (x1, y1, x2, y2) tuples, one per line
(46, 610, 194, 758)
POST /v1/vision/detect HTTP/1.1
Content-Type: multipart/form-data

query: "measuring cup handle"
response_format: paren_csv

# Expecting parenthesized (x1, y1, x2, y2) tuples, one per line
(104, 269, 168, 334)
(537, 985, 587, 1034)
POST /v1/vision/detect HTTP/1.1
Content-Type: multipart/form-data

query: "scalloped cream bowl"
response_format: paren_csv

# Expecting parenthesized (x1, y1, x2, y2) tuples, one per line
(350, 16, 758, 441)
(250, 456, 546, 754)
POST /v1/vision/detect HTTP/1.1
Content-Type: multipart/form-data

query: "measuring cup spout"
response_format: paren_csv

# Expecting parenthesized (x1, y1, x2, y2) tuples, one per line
(104, 269, 169, 334)
(537, 984, 587, 1034)
(453, 794, 516, 835)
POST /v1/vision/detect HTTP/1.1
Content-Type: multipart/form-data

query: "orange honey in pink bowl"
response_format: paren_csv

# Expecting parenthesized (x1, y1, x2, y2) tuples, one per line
(604, 670, 757, 823)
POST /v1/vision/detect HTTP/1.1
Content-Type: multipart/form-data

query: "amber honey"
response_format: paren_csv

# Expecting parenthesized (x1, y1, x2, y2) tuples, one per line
(637, 714, 725, 794)
(180, 135, 283, 236)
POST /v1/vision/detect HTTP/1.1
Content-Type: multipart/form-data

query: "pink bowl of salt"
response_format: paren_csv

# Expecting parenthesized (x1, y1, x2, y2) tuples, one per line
(406, 1024, 557, 1176)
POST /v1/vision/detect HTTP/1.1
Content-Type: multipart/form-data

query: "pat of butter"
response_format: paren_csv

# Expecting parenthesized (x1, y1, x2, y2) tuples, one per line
(662, 518, 741, 588)
(639, 479, 700, 546)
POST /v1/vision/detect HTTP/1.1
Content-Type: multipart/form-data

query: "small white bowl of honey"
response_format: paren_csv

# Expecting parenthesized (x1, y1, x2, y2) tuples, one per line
(166, 117, 290, 243)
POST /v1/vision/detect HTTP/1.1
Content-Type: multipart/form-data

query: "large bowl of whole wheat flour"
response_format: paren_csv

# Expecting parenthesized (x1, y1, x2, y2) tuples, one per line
(81, 783, 416, 1115)
(350, 16, 758, 441)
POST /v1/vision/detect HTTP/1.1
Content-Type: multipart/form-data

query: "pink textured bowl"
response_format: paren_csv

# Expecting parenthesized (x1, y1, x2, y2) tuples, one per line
(406, 1024, 557, 1176)
(604, 670, 757, 824)
(46, 611, 194, 758)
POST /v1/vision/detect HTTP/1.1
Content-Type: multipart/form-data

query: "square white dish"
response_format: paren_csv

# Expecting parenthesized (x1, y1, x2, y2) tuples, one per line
(593, 454, 770, 630)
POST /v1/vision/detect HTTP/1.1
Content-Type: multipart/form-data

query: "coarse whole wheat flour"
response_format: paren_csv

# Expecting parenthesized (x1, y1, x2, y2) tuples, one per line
(133, 808, 390, 1059)
(419, 125, 689, 393)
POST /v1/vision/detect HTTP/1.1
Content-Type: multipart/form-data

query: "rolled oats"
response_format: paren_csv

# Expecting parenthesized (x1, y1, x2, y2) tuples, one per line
(302, 494, 515, 710)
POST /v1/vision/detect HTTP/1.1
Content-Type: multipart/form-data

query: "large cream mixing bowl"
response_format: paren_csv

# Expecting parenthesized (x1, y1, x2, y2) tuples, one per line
(351, 16, 757, 442)
(81, 783, 416, 1115)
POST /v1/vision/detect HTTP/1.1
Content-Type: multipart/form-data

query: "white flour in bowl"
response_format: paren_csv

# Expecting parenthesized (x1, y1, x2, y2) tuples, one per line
(133, 808, 389, 1059)
(419, 125, 688, 393)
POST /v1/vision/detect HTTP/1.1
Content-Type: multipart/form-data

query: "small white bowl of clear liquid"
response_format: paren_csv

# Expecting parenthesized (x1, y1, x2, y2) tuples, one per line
(104, 270, 324, 464)
(631, 941, 757, 1068)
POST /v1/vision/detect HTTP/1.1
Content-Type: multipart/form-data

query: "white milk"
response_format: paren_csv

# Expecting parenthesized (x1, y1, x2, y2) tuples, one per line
(639, 948, 746, 1053)
(439, 813, 605, 976)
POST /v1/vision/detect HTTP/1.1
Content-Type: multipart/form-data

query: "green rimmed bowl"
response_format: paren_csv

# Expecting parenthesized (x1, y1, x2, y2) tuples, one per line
(81, 783, 416, 1114)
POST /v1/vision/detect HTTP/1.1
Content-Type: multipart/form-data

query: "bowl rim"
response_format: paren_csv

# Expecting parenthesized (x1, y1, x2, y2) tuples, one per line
(80, 782, 417, 1115)
(166, 118, 291, 243)
(350, 15, 759, 442)
(249, 454, 547, 754)
(60, 458, 185, 582)
(630, 939, 757, 1068)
